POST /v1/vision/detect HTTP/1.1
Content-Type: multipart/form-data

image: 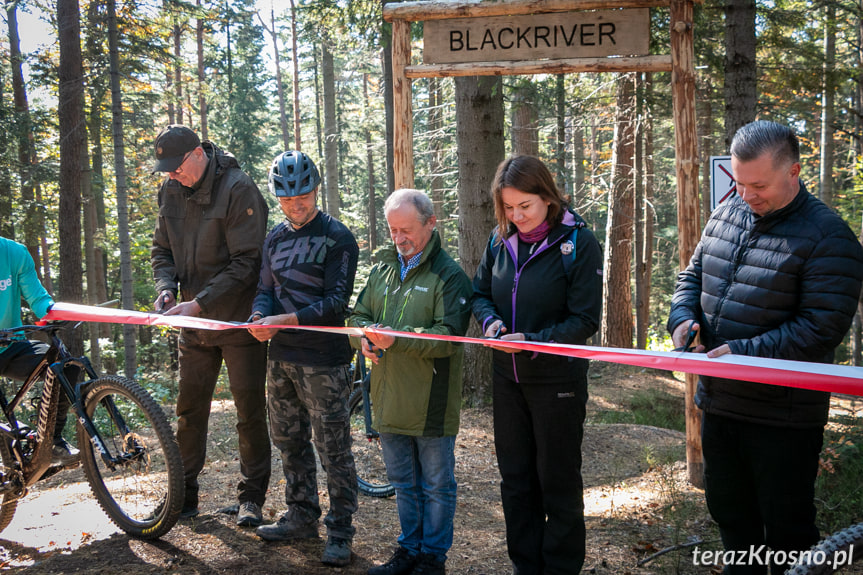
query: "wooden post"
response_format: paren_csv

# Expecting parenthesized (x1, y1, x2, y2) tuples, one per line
(670, 0, 703, 488)
(392, 18, 414, 189)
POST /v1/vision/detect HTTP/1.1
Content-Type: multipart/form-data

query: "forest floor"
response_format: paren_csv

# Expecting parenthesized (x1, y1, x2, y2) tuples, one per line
(0, 363, 848, 575)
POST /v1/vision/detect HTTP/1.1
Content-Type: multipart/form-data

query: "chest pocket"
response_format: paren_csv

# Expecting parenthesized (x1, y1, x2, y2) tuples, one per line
(159, 202, 185, 219)
(199, 204, 227, 247)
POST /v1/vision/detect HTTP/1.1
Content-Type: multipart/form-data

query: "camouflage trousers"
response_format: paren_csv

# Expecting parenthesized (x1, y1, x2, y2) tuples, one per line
(267, 361, 357, 539)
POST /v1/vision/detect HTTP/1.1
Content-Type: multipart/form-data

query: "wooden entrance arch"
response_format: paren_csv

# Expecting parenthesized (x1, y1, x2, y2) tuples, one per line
(383, 0, 704, 486)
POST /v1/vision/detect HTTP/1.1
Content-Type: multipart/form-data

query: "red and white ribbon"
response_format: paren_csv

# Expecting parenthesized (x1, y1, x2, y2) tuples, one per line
(45, 302, 863, 397)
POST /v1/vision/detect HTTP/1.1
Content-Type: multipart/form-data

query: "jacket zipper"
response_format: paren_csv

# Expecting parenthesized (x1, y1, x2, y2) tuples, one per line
(506, 232, 567, 383)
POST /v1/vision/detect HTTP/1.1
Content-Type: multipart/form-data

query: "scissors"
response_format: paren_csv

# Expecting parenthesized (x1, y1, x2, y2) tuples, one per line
(487, 321, 504, 339)
(674, 321, 698, 353)
(364, 324, 384, 358)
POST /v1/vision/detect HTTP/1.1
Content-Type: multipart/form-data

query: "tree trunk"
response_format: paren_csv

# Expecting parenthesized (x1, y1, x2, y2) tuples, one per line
(197, 0, 208, 139)
(290, 0, 301, 150)
(382, 0, 395, 196)
(57, 0, 86, 356)
(853, 0, 863, 367)
(723, 0, 757, 148)
(455, 75, 504, 405)
(313, 46, 325, 212)
(364, 73, 377, 252)
(173, 20, 184, 125)
(511, 81, 539, 157)
(601, 73, 635, 349)
(7, 1, 41, 270)
(260, 7, 290, 150)
(643, 72, 656, 348)
(429, 76, 445, 247)
(108, 0, 137, 378)
(0, 59, 11, 239)
(819, 3, 836, 208)
(634, 73, 646, 350)
(555, 74, 566, 194)
(573, 119, 585, 205)
(698, 81, 713, 223)
(322, 38, 339, 218)
(85, 0, 113, 372)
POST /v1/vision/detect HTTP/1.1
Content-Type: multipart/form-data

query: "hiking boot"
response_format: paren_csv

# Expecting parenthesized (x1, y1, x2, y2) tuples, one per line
(236, 501, 263, 527)
(368, 547, 418, 575)
(255, 515, 318, 542)
(411, 553, 445, 575)
(51, 437, 80, 466)
(321, 536, 352, 566)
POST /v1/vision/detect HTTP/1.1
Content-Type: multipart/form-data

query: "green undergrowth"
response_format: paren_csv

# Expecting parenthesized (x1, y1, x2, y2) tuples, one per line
(590, 386, 686, 432)
(814, 409, 863, 534)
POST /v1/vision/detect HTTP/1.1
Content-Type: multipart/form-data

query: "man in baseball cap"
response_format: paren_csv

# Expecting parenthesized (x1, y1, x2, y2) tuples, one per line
(152, 124, 201, 174)
(151, 124, 271, 528)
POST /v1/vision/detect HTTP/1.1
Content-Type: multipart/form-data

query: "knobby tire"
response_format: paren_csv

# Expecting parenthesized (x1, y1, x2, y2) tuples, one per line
(0, 437, 18, 533)
(786, 523, 863, 574)
(348, 386, 394, 498)
(77, 376, 184, 539)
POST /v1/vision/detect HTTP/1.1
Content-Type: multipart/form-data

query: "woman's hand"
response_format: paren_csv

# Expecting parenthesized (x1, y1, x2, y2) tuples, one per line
(485, 332, 526, 353)
(484, 320, 507, 339)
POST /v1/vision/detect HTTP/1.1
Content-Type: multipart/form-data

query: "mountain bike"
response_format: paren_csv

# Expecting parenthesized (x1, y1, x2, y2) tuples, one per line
(348, 350, 394, 497)
(786, 523, 863, 574)
(0, 323, 184, 539)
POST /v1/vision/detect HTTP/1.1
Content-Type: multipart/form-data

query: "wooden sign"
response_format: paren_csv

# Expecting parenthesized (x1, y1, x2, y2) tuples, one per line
(423, 9, 650, 64)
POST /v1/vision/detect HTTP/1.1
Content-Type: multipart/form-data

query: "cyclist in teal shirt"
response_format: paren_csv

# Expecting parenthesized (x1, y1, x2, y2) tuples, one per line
(0, 236, 78, 465)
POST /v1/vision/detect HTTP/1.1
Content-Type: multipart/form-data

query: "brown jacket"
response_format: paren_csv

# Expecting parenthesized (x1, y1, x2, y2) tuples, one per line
(151, 141, 268, 323)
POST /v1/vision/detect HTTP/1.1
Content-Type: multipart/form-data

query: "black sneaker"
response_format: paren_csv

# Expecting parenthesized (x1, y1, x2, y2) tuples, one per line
(236, 501, 263, 527)
(368, 547, 418, 575)
(51, 438, 80, 466)
(411, 553, 445, 575)
(321, 536, 352, 566)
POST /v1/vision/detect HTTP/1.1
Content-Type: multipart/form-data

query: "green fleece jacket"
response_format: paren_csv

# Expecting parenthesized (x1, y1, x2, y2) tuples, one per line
(348, 230, 472, 437)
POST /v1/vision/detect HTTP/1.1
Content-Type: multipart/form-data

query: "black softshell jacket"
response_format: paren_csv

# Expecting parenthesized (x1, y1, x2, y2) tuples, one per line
(472, 210, 603, 384)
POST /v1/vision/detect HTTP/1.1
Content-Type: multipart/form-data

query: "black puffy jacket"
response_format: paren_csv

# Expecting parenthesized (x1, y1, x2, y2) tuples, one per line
(668, 183, 863, 427)
(472, 210, 603, 384)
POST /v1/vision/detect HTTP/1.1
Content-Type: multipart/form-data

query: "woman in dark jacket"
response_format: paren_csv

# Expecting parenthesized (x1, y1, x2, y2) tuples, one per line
(472, 155, 603, 575)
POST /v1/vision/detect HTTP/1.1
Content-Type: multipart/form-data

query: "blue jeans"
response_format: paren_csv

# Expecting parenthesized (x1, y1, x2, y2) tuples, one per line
(380, 433, 457, 562)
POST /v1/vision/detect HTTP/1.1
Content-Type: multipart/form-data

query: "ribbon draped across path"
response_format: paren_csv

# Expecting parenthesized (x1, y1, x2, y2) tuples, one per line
(45, 302, 863, 397)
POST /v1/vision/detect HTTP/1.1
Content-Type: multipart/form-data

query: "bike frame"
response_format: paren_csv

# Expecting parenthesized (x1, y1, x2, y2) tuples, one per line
(0, 326, 135, 491)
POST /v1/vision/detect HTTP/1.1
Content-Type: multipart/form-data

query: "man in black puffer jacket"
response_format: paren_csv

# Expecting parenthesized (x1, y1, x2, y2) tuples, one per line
(668, 121, 863, 575)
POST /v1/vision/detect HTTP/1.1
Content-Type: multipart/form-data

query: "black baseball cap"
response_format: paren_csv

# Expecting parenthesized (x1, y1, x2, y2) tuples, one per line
(152, 125, 201, 173)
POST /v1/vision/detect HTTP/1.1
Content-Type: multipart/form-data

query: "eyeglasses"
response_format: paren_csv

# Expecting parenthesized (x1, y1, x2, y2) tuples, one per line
(170, 150, 195, 175)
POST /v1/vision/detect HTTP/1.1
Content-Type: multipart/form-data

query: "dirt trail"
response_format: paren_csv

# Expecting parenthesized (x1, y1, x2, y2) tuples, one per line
(1, 370, 724, 574)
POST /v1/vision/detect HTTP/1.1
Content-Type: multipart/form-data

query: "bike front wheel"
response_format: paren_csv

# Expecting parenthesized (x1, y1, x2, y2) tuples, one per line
(348, 386, 394, 498)
(0, 437, 19, 533)
(77, 376, 184, 539)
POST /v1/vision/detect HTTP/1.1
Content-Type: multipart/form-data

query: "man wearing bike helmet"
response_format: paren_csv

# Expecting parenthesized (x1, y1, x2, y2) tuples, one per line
(0, 236, 79, 466)
(151, 125, 271, 528)
(247, 151, 360, 567)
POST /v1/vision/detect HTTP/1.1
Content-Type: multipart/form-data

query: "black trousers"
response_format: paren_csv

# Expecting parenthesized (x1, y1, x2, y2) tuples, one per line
(493, 373, 587, 575)
(176, 328, 271, 506)
(0, 340, 71, 437)
(702, 412, 824, 575)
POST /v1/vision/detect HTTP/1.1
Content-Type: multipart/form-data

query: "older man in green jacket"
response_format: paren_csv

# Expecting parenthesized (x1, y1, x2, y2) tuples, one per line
(348, 188, 471, 575)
